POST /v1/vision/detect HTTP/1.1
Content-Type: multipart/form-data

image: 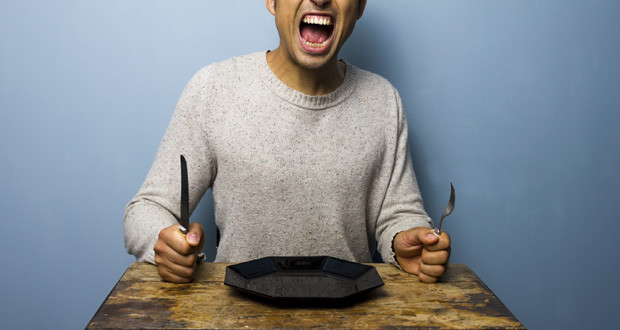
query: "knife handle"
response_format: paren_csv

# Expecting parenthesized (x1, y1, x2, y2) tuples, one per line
(179, 155, 190, 235)
(179, 224, 188, 235)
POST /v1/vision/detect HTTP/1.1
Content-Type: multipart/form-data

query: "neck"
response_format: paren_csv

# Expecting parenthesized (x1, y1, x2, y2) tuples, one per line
(266, 48, 346, 96)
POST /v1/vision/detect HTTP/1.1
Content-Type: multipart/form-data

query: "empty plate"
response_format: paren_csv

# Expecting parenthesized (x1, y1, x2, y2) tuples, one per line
(224, 256, 384, 300)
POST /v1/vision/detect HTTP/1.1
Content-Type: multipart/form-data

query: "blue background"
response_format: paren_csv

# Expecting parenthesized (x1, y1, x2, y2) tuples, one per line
(1, 1, 619, 329)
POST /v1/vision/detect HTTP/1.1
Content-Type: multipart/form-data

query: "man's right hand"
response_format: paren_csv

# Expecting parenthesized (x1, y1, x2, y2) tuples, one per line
(154, 222, 205, 283)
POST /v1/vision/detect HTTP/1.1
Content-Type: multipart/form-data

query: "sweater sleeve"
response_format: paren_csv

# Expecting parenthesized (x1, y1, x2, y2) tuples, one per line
(375, 88, 433, 266)
(123, 67, 216, 264)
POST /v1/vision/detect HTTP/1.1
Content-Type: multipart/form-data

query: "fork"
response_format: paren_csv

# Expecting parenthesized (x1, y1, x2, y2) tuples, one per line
(434, 183, 455, 236)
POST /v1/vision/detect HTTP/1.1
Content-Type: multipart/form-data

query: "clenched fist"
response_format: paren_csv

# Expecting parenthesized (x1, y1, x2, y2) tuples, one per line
(393, 227, 451, 283)
(154, 222, 205, 283)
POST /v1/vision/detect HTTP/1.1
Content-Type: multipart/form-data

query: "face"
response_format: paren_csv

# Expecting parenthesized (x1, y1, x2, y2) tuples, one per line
(266, 0, 366, 71)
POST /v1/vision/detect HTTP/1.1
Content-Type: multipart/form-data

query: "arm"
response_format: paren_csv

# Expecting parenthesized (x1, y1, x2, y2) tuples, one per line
(123, 67, 216, 269)
(374, 88, 450, 281)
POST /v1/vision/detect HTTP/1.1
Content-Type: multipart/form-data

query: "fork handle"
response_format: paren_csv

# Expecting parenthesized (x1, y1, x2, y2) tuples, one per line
(434, 214, 446, 236)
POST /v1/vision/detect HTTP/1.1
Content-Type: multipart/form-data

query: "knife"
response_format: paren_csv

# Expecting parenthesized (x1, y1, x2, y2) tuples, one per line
(179, 155, 189, 235)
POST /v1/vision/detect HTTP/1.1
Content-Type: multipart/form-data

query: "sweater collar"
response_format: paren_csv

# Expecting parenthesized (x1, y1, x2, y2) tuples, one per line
(256, 51, 357, 110)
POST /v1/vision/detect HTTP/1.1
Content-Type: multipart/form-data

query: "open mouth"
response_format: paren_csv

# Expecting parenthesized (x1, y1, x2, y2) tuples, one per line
(299, 14, 334, 52)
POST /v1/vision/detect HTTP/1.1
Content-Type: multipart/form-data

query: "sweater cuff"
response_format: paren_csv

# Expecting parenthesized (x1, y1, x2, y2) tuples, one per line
(378, 221, 418, 267)
(390, 233, 403, 270)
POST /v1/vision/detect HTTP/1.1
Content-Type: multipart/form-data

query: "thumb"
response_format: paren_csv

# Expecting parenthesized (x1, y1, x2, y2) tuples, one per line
(417, 227, 440, 246)
(185, 223, 204, 247)
(394, 227, 437, 257)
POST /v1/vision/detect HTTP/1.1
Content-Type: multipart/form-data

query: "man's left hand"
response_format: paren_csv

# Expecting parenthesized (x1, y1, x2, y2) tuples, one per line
(393, 227, 451, 283)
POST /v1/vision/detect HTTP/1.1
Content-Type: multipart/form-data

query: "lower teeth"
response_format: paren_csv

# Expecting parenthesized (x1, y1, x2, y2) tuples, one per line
(305, 39, 328, 48)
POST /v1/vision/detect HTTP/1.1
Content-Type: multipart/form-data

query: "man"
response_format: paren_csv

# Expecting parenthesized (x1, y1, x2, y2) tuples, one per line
(124, 0, 451, 284)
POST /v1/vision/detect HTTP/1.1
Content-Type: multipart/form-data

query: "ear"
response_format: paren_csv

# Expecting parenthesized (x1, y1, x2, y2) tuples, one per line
(357, 0, 367, 20)
(266, 0, 276, 16)
(357, 0, 366, 19)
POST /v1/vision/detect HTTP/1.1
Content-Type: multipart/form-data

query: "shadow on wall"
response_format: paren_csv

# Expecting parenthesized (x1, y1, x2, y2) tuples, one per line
(194, 189, 217, 261)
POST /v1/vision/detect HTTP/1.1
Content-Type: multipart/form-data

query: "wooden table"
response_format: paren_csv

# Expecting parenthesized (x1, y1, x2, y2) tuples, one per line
(87, 262, 523, 329)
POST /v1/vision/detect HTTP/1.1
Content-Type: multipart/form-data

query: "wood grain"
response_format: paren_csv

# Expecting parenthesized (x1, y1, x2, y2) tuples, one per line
(87, 262, 524, 329)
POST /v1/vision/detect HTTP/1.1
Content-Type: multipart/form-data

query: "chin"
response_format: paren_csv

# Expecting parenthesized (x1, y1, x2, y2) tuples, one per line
(293, 49, 339, 71)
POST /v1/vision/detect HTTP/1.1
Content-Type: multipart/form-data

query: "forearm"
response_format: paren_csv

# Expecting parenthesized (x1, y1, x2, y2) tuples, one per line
(375, 87, 432, 265)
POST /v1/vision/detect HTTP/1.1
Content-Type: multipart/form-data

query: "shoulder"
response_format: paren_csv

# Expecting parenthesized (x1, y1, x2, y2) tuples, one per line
(181, 52, 264, 92)
(192, 52, 264, 82)
(348, 64, 398, 95)
(346, 63, 401, 106)
(345, 63, 403, 115)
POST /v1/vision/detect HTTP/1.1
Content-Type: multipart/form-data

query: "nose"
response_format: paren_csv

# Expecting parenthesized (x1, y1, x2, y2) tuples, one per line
(311, 0, 331, 7)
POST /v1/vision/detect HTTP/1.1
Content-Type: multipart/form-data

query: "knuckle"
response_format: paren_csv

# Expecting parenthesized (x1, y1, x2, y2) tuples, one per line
(424, 276, 439, 283)
(418, 272, 437, 283)
(421, 249, 450, 265)
(172, 265, 194, 280)
(153, 241, 164, 253)
(440, 235, 451, 249)
(434, 265, 446, 277)
(158, 265, 189, 283)
(425, 270, 441, 282)
(421, 263, 445, 277)
(178, 245, 192, 255)
(181, 267, 195, 279)
(157, 266, 169, 280)
(182, 255, 197, 267)
(440, 250, 450, 261)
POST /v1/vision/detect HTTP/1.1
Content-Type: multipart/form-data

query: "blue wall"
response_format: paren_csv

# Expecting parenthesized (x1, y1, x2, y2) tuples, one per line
(1, 1, 619, 329)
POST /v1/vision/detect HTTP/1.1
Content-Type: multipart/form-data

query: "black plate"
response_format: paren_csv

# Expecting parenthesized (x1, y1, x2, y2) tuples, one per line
(224, 256, 384, 299)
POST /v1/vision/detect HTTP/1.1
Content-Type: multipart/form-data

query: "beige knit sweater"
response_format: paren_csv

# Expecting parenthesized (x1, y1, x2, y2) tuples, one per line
(123, 51, 432, 265)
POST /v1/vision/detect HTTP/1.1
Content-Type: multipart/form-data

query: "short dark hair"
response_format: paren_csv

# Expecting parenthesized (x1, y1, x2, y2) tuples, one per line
(274, 0, 364, 12)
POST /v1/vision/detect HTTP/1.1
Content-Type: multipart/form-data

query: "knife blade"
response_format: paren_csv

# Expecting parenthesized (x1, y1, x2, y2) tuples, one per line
(179, 155, 189, 235)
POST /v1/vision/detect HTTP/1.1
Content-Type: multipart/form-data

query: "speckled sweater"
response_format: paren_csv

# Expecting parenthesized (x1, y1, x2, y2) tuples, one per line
(123, 51, 432, 265)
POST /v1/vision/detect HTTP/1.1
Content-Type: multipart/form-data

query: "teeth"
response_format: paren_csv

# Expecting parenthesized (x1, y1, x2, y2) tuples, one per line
(304, 39, 329, 48)
(303, 15, 332, 26)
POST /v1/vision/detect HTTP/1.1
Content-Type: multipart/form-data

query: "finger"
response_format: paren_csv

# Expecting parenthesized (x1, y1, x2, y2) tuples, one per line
(154, 242, 198, 268)
(162, 261, 196, 280)
(154, 251, 197, 279)
(394, 227, 435, 258)
(186, 222, 205, 248)
(159, 226, 194, 255)
(395, 243, 423, 258)
(157, 263, 194, 283)
(421, 249, 450, 265)
(418, 271, 439, 283)
(408, 227, 439, 247)
(417, 228, 440, 247)
(396, 255, 421, 275)
(419, 262, 446, 278)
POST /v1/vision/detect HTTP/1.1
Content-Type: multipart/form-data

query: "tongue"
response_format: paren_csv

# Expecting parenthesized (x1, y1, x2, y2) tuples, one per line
(301, 24, 331, 44)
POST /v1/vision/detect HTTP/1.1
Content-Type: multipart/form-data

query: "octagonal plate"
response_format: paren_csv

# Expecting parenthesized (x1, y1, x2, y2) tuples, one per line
(224, 256, 384, 300)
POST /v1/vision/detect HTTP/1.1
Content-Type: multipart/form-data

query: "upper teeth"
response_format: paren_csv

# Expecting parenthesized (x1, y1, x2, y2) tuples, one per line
(303, 16, 332, 26)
